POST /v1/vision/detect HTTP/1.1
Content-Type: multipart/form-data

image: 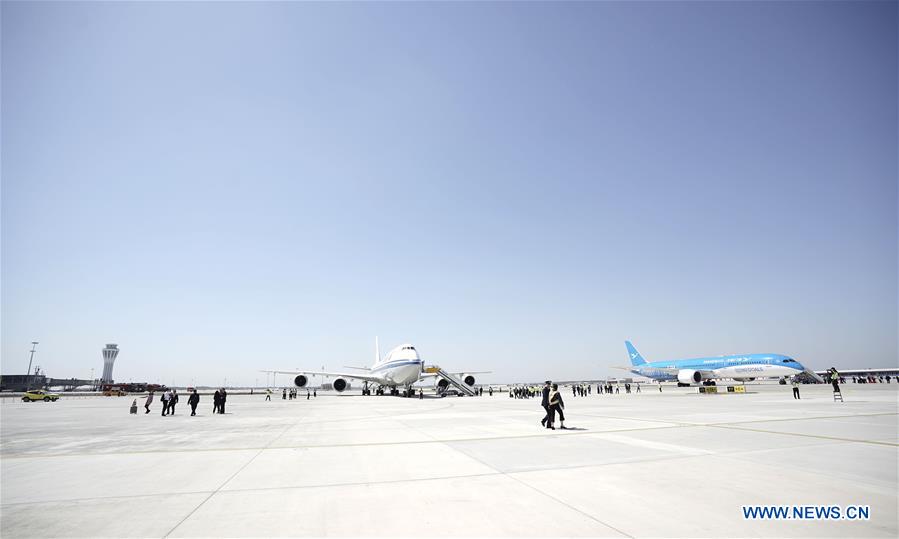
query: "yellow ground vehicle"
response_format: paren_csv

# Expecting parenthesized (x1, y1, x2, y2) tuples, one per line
(21, 390, 60, 402)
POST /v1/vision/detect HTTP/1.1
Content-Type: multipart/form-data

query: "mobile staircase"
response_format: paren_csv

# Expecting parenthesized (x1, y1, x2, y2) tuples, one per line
(425, 366, 478, 396)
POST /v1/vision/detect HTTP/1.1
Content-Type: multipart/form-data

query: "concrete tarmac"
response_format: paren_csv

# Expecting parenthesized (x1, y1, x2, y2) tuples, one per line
(1, 383, 897, 538)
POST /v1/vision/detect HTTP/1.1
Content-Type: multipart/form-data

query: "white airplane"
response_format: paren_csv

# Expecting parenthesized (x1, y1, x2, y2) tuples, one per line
(264, 339, 485, 397)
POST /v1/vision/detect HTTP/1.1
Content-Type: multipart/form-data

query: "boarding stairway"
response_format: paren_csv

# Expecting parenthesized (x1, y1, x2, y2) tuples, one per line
(425, 366, 478, 396)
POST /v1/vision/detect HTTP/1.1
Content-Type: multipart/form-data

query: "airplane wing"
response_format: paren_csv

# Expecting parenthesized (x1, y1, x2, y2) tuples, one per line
(260, 369, 385, 385)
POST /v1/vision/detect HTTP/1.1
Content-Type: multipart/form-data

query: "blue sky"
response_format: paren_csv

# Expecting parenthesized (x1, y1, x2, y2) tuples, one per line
(2, 1, 896, 386)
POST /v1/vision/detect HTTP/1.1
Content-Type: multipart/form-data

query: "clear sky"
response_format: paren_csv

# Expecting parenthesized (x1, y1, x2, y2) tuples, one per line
(2, 1, 896, 387)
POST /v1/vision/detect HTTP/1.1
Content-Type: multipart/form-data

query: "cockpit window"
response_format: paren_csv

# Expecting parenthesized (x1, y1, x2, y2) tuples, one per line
(783, 359, 796, 363)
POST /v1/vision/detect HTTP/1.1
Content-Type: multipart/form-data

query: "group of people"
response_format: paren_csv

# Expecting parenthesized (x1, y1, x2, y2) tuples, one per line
(851, 375, 891, 384)
(510, 385, 539, 399)
(264, 388, 316, 401)
(571, 384, 591, 397)
(540, 381, 566, 430)
(212, 388, 228, 413)
(135, 388, 203, 416)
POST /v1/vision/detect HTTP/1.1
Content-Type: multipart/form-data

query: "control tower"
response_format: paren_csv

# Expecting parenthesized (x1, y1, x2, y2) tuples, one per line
(101, 344, 119, 384)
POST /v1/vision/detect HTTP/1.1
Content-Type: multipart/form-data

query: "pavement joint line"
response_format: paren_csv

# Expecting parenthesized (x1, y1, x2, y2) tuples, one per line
(0, 471, 507, 508)
(3, 433, 883, 509)
(0, 453, 702, 510)
(0, 454, 701, 509)
(705, 424, 899, 447)
(439, 439, 636, 538)
(710, 447, 899, 497)
(10, 442, 881, 510)
(0, 424, 695, 459)
(500, 473, 635, 538)
(161, 410, 306, 539)
(704, 411, 898, 427)
(570, 411, 898, 429)
(5, 411, 895, 460)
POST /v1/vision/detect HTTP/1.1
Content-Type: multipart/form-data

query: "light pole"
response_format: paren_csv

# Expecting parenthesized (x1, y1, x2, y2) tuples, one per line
(25, 342, 38, 390)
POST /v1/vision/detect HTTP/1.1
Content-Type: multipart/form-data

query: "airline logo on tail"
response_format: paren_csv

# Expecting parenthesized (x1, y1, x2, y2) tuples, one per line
(625, 341, 646, 366)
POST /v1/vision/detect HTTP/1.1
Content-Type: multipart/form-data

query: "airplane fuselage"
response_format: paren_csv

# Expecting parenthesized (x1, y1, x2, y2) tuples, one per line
(631, 353, 805, 381)
(369, 344, 423, 387)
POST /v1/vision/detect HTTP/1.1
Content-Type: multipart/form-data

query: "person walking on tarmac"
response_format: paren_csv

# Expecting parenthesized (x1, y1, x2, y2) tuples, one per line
(144, 391, 154, 414)
(220, 388, 228, 414)
(188, 389, 200, 415)
(547, 383, 566, 430)
(213, 389, 221, 414)
(540, 381, 552, 427)
(161, 390, 171, 416)
(169, 389, 179, 415)
(791, 377, 801, 400)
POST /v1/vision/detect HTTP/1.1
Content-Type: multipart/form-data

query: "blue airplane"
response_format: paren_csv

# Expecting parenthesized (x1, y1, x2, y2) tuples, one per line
(620, 341, 823, 385)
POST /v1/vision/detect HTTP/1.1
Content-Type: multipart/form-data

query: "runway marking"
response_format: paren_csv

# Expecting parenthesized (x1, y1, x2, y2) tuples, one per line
(596, 433, 714, 455)
(5, 410, 896, 460)
(1, 453, 706, 509)
(0, 424, 689, 459)
(706, 411, 898, 427)
(706, 424, 899, 447)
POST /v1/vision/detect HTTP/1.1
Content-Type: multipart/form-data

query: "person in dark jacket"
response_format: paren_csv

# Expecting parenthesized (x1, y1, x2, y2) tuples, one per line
(540, 381, 552, 427)
(213, 390, 221, 414)
(169, 389, 179, 415)
(220, 389, 227, 414)
(188, 389, 200, 415)
(548, 383, 566, 430)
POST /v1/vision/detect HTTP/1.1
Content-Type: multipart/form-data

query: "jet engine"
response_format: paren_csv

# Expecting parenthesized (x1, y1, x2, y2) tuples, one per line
(462, 374, 476, 386)
(436, 379, 450, 394)
(294, 375, 308, 388)
(332, 378, 348, 392)
(677, 370, 702, 385)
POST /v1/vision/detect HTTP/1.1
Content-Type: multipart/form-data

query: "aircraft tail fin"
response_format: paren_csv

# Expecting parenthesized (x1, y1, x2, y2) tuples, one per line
(625, 341, 647, 366)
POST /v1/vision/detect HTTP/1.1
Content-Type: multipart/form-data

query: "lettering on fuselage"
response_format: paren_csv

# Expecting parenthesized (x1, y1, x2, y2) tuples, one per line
(734, 367, 764, 373)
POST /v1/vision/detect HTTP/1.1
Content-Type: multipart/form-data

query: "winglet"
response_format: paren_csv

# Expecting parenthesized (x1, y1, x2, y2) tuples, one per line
(625, 341, 646, 366)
